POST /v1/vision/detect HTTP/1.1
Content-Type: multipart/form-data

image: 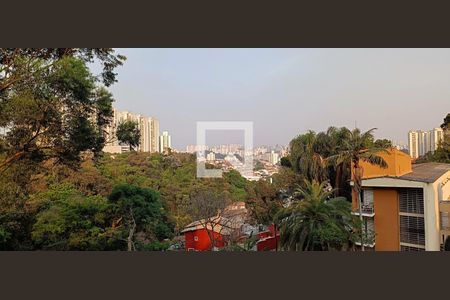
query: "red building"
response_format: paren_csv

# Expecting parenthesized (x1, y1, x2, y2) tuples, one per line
(181, 202, 280, 251)
(256, 224, 280, 251)
(181, 216, 233, 251)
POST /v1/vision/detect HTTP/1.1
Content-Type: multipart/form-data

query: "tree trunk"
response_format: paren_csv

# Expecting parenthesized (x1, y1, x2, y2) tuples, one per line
(335, 164, 342, 197)
(353, 160, 364, 251)
(0, 151, 25, 174)
(127, 209, 136, 251)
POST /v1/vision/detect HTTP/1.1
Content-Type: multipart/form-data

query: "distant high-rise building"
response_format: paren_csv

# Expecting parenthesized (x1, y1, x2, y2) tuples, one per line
(430, 127, 444, 153)
(408, 127, 444, 159)
(269, 150, 280, 165)
(206, 152, 216, 161)
(103, 108, 160, 154)
(408, 130, 419, 159)
(417, 130, 431, 157)
(159, 131, 171, 153)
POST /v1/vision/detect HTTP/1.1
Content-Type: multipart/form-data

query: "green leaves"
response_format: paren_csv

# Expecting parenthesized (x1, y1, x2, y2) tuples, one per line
(108, 184, 174, 248)
(31, 184, 112, 250)
(276, 180, 357, 251)
(116, 120, 141, 151)
(0, 51, 120, 173)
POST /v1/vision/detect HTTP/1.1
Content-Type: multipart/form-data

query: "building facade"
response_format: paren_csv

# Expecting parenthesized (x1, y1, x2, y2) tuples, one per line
(159, 131, 171, 152)
(430, 127, 444, 152)
(352, 149, 450, 251)
(408, 128, 444, 159)
(408, 130, 419, 159)
(103, 108, 160, 153)
(269, 150, 280, 165)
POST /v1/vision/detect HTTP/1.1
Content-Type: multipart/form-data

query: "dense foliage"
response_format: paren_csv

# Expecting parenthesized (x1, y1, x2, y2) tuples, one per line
(0, 151, 261, 250)
(0, 48, 125, 173)
(116, 120, 141, 151)
(286, 127, 389, 199)
(276, 180, 358, 251)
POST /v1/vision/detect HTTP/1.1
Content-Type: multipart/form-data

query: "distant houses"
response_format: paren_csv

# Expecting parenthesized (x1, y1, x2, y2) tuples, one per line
(181, 202, 279, 251)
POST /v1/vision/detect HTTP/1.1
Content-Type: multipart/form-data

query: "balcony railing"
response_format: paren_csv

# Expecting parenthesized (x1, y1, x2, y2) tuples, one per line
(352, 204, 374, 216)
(354, 230, 376, 247)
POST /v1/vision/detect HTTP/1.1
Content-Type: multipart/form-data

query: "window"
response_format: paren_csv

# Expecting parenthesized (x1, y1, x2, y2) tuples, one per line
(400, 215, 425, 246)
(401, 245, 425, 251)
(399, 188, 424, 214)
(362, 189, 374, 206)
(399, 188, 425, 250)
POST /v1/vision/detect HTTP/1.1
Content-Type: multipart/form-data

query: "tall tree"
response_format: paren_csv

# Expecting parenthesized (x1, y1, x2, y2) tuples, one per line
(374, 139, 393, 148)
(0, 48, 125, 93)
(441, 113, 450, 131)
(327, 128, 388, 250)
(276, 180, 357, 251)
(289, 131, 329, 183)
(0, 49, 124, 173)
(116, 120, 141, 151)
(108, 184, 173, 251)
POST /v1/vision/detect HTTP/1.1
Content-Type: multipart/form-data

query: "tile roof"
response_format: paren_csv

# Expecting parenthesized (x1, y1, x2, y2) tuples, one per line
(398, 163, 450, 183)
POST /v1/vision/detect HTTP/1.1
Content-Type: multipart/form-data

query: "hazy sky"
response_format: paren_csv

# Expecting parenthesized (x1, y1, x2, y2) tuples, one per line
(95, 49, 450, 150)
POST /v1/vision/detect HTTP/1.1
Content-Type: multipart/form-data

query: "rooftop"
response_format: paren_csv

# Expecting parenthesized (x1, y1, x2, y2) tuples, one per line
(399, 163, 450, 183)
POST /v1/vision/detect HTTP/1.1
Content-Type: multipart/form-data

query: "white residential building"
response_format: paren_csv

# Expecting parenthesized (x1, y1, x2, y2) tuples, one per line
(159, 131, 172, 153)
(103, 108, 160, 154)
(269, 150, 280, 165)
(408, 127, 444, 159)
(206, 152, 216, 161)
(408, 130, 419, 159)
(430, 128, 444, 153)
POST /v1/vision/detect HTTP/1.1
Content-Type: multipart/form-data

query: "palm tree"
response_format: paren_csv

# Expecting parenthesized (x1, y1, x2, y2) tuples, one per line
(327, 128, 388, 250)
(275, 180, 357, 251)
(290, 131, 329, 183)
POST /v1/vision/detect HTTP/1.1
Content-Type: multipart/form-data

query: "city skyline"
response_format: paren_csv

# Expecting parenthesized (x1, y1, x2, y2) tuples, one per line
(91, 48, 450, 149)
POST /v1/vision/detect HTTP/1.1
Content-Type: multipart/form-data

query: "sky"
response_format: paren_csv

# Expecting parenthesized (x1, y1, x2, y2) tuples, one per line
(92, 48, 450, 150)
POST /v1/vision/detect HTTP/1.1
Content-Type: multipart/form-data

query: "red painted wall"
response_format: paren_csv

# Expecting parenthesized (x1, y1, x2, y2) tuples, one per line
(256, 236, 279, 251)
(256, 225, 280, 251)
(184, 229, 225, 251)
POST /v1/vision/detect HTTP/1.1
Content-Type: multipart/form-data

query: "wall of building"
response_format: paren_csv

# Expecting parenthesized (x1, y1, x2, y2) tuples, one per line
(184, 229, 225, 251)
(374, 188, 400, 251)
(359, 149, 412, 179)
(426, 178, 448, 251)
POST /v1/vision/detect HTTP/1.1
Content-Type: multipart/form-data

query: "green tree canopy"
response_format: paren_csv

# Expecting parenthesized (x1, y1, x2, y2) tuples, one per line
(30, 184, 119, 250)
(0, 52, 121, 173)
(116, 120, 141, 151)
(108, 184, 173, 251)
(276, 180, 357, 251)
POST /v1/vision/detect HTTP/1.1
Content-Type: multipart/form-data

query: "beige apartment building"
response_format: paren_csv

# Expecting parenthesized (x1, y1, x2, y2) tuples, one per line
(103, 108, 160, 153)
(352, 149, 450, 251)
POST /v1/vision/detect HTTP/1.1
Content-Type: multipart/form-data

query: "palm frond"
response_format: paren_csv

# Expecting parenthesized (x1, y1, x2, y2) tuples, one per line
(361, 153, 388, 168)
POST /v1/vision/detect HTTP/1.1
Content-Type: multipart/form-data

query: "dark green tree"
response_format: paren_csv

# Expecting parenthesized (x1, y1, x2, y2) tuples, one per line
(30, 184, 119, 250)
(116, 120, 141, 151)
(327, 128, 388, 250)
(108, 184, 173, 251)
(374, 139, 393, 148)
(280, 156, 292, 168)
(276, 180, 357, 251)
(0, 55, 120, 173)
